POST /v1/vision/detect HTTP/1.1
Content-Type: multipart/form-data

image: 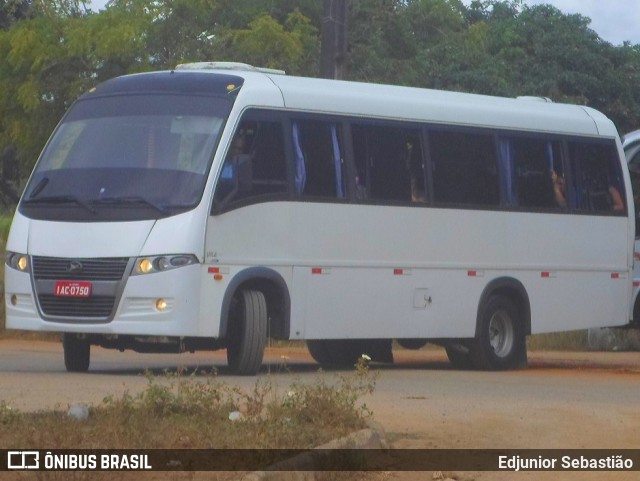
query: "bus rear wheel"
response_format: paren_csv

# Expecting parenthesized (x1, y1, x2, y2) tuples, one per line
(226, 289, 267, 375)
(63, 334, 90, 372)
(306, 340, 360, 368)
(470, 295, 526, 370)
(396, 339, 428, 350)
(307, 339, 393, 368)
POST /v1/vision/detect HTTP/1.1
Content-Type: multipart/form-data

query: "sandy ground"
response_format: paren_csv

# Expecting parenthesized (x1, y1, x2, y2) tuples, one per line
(0, 340, 638, 481)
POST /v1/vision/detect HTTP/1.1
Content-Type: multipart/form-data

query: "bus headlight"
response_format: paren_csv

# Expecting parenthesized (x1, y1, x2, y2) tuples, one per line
(132, 255, 198, 275)
(137, 258, 154, 274)
(6, 252, 29, 272)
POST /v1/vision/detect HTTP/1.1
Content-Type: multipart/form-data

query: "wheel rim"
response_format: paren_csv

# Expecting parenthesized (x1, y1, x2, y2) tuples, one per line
(488, 309, 514, 358)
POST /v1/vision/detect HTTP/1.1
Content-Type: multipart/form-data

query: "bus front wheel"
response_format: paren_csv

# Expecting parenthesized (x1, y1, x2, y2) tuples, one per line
(470, 295, 526, 370)
(226, 289, 267, 375)
(63, 334, 90, 372)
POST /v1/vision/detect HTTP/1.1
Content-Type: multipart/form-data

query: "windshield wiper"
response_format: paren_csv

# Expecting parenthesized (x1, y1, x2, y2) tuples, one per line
(22, 195, 97, 214)
(93, 196, 167, 214)
(28, 177, 49, 199)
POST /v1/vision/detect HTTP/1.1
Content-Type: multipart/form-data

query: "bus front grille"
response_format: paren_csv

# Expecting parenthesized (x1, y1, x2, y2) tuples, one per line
(31, 256, 132, 321)
(32, 256, 129, 281)
(38, 295, 115, 320)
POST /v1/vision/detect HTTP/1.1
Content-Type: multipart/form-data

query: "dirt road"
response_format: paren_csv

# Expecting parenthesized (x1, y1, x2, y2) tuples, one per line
(0, 339, 639, 481)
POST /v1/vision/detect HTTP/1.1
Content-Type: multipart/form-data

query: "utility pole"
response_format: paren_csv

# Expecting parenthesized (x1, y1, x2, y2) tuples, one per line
(320, 0, 348, 80)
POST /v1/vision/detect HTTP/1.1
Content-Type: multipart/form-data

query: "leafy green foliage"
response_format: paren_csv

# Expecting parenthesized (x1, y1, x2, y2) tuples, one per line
(0, 0, 33, 30)
(222, 11, 318, 74)
(2, 0, 640, 186)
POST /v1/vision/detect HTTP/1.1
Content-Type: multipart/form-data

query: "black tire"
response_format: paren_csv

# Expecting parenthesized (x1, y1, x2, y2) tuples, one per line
(445, 344, 474, 369)
(306, 340, 361, 368)
(397, 339, 428, 350)
(307, 339, 393, 368)
(226, 290, 267, 375)
(306, 340, 337, 366)
(63, 334, 90, 372)
(470, 295, 526, 370)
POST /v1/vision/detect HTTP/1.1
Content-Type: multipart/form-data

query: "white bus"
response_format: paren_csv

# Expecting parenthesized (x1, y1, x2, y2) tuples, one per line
(4, 62, 635, 374)
(622, 129, 640, 322)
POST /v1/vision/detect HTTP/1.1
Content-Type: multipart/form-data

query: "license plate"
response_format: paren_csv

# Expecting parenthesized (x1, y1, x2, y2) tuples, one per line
(54, 281, 92, 298)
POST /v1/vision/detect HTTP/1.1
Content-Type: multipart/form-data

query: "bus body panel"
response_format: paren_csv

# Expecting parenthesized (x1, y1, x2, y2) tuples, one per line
(5, 209, 211, 337)
(5, 209, 30, 255)
(207, 203, 629, 274)
(206, 202, 630, 340)
(137, 208, 207, 260)
(6, 263, 203, 336)
(24, 216, 154, 258)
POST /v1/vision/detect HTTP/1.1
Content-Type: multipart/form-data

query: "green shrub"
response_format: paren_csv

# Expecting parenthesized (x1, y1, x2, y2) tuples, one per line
(0, 215, 9, 332)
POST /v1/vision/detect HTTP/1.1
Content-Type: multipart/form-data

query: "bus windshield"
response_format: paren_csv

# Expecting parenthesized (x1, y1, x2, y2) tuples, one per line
(20, 93, 231, 221)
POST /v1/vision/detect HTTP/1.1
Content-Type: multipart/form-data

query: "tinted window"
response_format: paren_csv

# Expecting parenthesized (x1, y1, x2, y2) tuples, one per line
(430, 131, 499, 206)
(569, 141, 625, 213)
(214, 117, 288, 208)
(292, 120, 345, 198)
(627, 149, 640, 235)
(21, 94, 231, 222)
(351, 124, 425, 203)
(500, 137, 565, 209)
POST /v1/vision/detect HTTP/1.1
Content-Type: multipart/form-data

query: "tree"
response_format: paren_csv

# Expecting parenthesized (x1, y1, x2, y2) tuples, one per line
(220, 10, 318, 75)
(2, 0, 640, 190)
(0, 0, 33, 29)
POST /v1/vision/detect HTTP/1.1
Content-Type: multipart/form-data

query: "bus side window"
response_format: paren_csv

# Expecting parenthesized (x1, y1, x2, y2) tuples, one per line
(500, 137, 564, 209)
(292, 120, 345, 199)
(628, 151, 640, 235)
(430, 130, 499, 207)
(569, 141, 625, 213)
(213, 119, 287, 208)
(351, 124, 424, 203)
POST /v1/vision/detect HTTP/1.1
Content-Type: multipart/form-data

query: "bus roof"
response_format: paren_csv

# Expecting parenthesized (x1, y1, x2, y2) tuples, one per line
(98, 64, 618, 139)
(264, 73, 615, 138)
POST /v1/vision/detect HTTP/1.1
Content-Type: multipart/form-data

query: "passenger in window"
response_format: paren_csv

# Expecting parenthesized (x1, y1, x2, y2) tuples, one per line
(551, 169, 567, 208)
(609, 184, 625, 211)
(230, 131, 245, 156)
(230, 130, 252, 191)
(410, 178, 426, 203)
(215, 130, 252, 204)
(355, 175, 368, 200)
(585, 173, 625, 212)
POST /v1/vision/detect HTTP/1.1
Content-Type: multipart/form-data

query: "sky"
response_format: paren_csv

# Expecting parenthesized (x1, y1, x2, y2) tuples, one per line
(87, 0, 640, 46)
(510, 0, 640, 45)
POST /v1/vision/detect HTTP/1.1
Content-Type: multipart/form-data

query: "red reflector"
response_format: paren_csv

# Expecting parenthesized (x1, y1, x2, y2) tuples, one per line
(394, 269, 404, 276)
(467, 271, 477, 277)
(312, 268, 322, 275)
(634, 281, 640, 287)
(541, 272, 550, 278)
(611, 273, 620, 279)
(208, 267, 220, 274)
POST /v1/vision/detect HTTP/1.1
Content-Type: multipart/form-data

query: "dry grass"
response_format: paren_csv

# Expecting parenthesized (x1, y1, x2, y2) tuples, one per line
(0, 362, 377, 481)
(527, 330, 589, 351)
(0, 361, 377, 450)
